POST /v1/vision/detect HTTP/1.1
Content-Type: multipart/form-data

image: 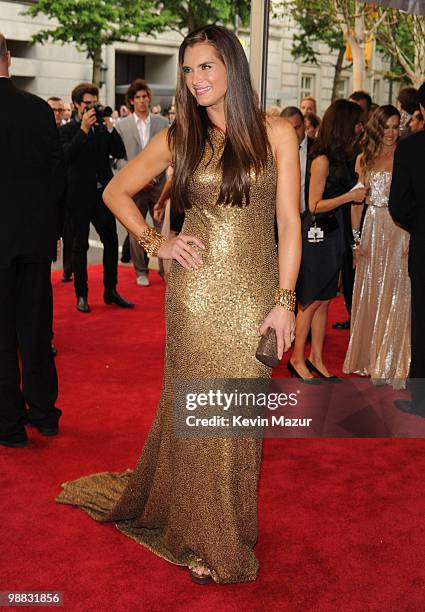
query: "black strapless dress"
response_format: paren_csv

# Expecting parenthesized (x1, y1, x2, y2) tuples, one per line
(296, 160, 357, 307)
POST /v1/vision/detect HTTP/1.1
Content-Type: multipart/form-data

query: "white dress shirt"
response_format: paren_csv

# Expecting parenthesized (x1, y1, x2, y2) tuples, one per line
(299, 135, 308, 213)
(134, 112, 151, 149)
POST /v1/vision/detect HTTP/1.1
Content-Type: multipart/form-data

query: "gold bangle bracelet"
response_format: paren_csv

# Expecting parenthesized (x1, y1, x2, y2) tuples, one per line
(274, 288, 296, 312)
(137, 227, 166, 257)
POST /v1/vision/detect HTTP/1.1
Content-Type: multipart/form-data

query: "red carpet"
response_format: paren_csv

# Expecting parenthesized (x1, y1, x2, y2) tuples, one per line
(2, 264, 425, 611)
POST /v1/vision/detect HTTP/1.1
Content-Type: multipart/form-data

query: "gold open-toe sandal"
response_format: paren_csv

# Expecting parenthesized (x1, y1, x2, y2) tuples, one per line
(188, 558, 213, 585)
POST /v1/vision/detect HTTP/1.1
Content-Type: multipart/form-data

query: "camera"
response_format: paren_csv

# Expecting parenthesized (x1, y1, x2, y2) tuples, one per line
(85, 103, 106, 124)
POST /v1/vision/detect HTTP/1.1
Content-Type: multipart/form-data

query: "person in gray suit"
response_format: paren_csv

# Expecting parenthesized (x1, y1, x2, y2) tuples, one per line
(116, 79, 168, 286)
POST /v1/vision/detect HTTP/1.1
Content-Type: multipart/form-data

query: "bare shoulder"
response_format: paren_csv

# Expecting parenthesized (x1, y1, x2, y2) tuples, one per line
(266, 116, 298, 162)
(311, 154, 329, 173)
(266, 115, 296, 144)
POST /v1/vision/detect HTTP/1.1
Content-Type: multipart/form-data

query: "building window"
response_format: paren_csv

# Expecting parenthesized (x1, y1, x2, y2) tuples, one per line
(335, 77, 349, 100)
(300, 74, 315, 101)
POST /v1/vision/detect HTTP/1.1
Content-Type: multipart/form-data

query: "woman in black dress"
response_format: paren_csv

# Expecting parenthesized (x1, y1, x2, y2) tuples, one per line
(289, 99, 366, 381)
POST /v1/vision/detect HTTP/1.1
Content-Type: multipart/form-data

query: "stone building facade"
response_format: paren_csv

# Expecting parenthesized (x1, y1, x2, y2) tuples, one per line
(1, 0, 392, 113)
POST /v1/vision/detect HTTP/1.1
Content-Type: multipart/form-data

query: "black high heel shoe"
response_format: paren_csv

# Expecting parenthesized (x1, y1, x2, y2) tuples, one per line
(287, 361, 321, 384)
(305, 359, 343, 382)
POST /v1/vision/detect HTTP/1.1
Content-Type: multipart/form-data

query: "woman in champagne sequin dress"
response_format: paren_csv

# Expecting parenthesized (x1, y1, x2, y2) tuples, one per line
(343, 105, 410, 388)
(56, 26, 301, 584)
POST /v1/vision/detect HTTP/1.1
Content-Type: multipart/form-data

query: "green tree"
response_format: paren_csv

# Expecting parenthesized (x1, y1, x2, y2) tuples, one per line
(24, 0, 173, 86)
(284, 0, 378, 96)
(163, 0, 251, 32)
(328, 1, 389, 93)
(286, 0, 423, 95)
(376, 9, 425, 88)
(287, 0, 347, 101)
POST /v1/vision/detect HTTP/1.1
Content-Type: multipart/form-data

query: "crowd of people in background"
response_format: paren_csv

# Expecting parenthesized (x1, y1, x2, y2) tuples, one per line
(51, 77, 425, 401)
(1, 20, 425, 448)
(266, 84, 425, 407)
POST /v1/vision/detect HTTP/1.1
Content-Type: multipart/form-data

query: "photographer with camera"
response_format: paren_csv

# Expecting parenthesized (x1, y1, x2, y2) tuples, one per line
(60, 83, 133, 313)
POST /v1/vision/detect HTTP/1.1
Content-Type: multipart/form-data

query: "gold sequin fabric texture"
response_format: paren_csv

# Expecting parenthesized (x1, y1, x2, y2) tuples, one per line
(56, 128, 279, 583)
(343, 170, 411, 388)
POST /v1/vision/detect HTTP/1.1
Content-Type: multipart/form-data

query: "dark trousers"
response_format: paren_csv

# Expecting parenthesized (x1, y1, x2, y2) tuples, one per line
(71, 188, 118, 298)
(62, 211, 74, 276)
(0, 257, 58, 435)
(341, 249, 355, 315)
(121, 233, 131, 262)
(409, 273, 425, 410)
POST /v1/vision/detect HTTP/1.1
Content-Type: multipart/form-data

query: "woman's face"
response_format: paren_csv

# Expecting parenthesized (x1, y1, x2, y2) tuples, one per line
(382, 114, 400, 147)
(301, 99, 316, 116)
(182, 42, 228, 110)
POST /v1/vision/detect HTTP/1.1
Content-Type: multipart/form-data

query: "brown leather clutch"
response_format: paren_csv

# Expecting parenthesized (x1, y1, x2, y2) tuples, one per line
(256, 328, 279, 368)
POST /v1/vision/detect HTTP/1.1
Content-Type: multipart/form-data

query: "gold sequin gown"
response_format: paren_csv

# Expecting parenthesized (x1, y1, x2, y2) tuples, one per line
(343, 170, 411, 389)
(56, 128, 278, 584)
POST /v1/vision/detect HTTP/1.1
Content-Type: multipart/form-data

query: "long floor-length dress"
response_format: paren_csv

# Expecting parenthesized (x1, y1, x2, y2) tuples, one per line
(56, 127, 279, 584)
(343, 170, 411, 389)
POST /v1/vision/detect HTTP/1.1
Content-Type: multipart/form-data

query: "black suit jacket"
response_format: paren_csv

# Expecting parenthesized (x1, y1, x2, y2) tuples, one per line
(389, 131, 425, 277)
(59, 118, 125, 210)
(0, 78, 66, 267)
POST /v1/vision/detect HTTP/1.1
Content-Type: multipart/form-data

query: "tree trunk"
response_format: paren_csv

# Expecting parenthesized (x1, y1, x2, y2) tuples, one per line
(376, 13, 425, 89)
(92, 47, 102, 88)
(334, 2, 366, 92)
(331, 46, 345, 101)
(412, 17, 425, 88)
(187, 8, 196, 32)
(352, 10, 366, 92)
(351, 39, 366, 92)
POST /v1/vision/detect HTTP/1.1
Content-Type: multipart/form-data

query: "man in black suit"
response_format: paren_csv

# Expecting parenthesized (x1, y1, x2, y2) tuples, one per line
(389, 82, 425, 417)
(0, 34, 65, 447)
(280, 106, 314, 217)
(280, 106, 314, 266)
(47, 96, 73, 283)
(60, 82, 133, 313)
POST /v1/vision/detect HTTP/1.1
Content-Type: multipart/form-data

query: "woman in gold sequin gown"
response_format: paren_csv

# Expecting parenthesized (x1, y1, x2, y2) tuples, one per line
(343, 106, 411, 389)
(56, 26, 301, 584)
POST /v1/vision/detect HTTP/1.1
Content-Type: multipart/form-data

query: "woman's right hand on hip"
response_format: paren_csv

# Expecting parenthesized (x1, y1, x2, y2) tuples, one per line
(157, 234, 205, 270)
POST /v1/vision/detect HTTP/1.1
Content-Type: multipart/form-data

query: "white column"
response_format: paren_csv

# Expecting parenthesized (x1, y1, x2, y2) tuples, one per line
(249, 0, 269, 107)
(105, 45, 116, 108)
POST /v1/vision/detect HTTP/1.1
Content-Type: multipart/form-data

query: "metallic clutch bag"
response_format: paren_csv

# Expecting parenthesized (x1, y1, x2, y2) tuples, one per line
(256, 328, 279, 368)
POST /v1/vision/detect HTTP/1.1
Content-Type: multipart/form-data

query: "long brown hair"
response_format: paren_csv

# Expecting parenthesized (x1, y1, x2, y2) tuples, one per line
(311, 99, 362, 164)
(360, 105, 400, 172)
(168, 25, 270, 212)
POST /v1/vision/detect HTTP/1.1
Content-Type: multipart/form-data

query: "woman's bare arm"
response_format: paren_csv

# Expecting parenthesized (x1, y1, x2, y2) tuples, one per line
(351, 154, 365, 231)
(309, 155, 367, 214)
(103, 129, 171, 238)
(103, 128, 204, 269)
(273, 117, 301, 292)
(259, 117, 301, 357)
